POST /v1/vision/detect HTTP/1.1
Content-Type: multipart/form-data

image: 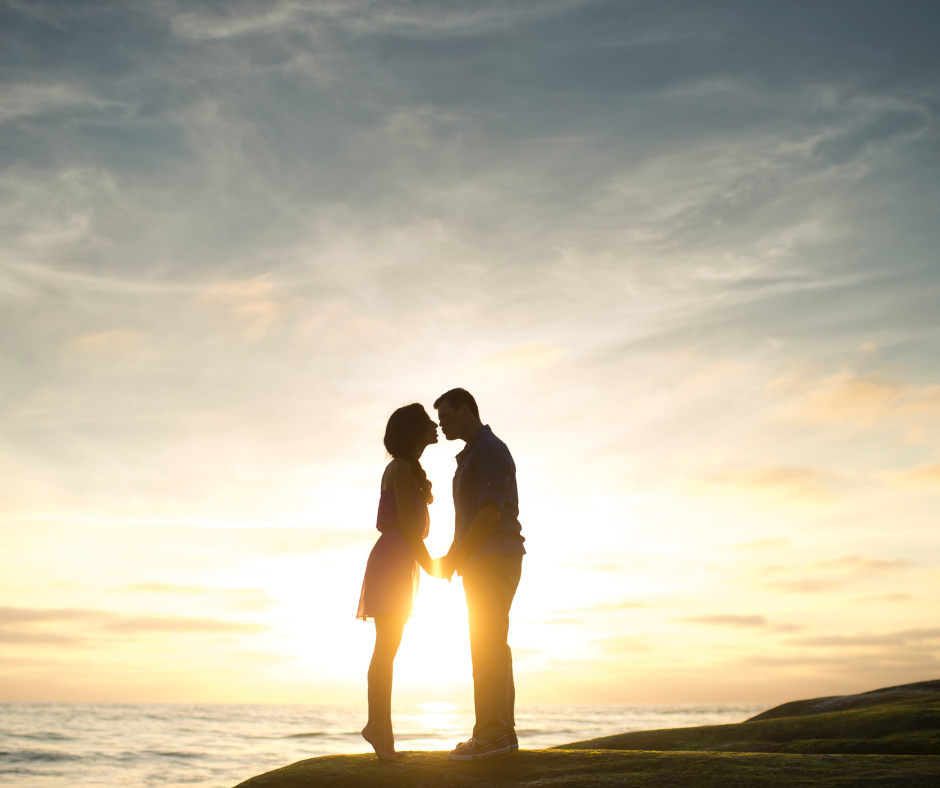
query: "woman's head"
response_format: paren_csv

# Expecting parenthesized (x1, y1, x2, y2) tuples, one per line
(384, 403, 437, 502)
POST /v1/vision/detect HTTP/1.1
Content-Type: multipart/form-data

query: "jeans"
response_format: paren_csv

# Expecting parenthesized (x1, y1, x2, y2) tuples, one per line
(461, 553, 523, 743)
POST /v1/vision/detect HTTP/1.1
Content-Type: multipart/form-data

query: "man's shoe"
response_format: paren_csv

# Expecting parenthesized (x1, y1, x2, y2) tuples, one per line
(448, 735, 512, 761)
(507, 731, 519, 751)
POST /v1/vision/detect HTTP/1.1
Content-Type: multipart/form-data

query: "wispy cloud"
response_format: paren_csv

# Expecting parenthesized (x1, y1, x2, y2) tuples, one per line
(756, 554, 914, 595)
(0, 82, 119, 123)
(594, 635, 652, 655)
(809, 555, 914, 575)
(103, 616, 265, 635)
(575, 601, 650, 614)
(1, 0, 938, 703)
(771, 371, 940, 434)
(123, 583, 275, 611)
(676, 614, 768, 628)
(675, 614, 801, 633)
(472, 342, 565, 374)
(732, 538, 791, 551)
(0, 607, 110, 625)
(0, 631, 85, 645)
(853, 593, 912, 603)
(886, 462, 940, 491)
(788, 628, 940, 649)
(0, 606, 265, 645)
(562, 562, 626, 573)
(697, 465, 844, 504)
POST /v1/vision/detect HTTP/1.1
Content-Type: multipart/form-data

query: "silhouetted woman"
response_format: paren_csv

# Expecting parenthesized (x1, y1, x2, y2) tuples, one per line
(357, 403, 440, 760)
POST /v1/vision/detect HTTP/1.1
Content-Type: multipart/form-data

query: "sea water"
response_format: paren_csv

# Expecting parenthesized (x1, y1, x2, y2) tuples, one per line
(0, 701, 768, 788)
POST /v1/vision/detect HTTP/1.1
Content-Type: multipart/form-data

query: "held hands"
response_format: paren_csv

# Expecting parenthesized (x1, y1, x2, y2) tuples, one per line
(430, 555, 456, 581)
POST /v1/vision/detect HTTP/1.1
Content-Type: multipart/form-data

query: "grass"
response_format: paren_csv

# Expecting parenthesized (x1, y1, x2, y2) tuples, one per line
(234, 749, 939, 788)
(233, 681, 940, 788)
(561, 680, 940, 755)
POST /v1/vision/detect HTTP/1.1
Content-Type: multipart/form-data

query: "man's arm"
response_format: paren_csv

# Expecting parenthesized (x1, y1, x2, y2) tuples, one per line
(446, 502, 501, 573)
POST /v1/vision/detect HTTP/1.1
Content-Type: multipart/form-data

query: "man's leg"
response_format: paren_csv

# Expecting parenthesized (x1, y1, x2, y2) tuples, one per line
(462, 554, 522, 743)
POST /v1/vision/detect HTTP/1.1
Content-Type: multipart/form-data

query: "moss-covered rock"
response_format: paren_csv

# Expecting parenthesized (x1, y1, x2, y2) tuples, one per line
(561, 679, 940, 755)
(233, 681, 940, 787)
(234, 749, 939, 788)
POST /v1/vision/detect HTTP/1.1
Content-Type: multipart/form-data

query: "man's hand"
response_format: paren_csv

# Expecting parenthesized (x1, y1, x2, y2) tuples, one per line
(431, 555, 455, 581)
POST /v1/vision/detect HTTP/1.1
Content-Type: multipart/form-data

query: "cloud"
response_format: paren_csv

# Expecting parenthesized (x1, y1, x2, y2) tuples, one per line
(103, 616, 265, 635)
(124, 583, 275, 610)
(171, 3, 305, 41)
(169, 1, 572, 41)
(0, 607, 111, 625)
(240, 528, 375, 554)
(201, 275, 284, 334)
(771, 372, 940, 432)
(1, 0, 939, 704)
(763, 578, 849, 594)
(699, 465, 843, 504)
(732, 537, 790, 551)
(813, 108, 928, 166)
(808, 555, 914, 575)
(738, 651, 940, 674)
(0, 82, 118, 123)
(563, 562, 626, 573)
(676, 614, 768, 628)
(472, 342, 565, 374)
(854, 593, 912, 603)
(575, 601, 650, 613)
(71, 328, 147, 362)
(0, 606, 265, 640)
(788, 627, 940, 649)
(674, 614, 802, 633)
(0, 630, 84, 645)
(887, 462, 940, 491)
(594, 635, 651, 655)
(753, 553, 913, 596)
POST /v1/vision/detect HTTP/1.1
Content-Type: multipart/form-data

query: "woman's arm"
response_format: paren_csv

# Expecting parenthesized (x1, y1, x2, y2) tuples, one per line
(390, 460, 435, 574)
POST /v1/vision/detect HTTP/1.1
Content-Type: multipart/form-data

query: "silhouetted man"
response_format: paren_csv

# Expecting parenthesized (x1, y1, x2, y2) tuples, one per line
(434, 388, 525, 760)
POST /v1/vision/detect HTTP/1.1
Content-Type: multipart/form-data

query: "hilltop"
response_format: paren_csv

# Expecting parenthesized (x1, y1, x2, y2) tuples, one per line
(233, 680, 940, 788)
(561, 679, 940, 755)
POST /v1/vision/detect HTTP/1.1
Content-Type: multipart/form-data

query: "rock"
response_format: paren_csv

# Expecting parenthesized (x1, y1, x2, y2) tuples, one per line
(233, 681, 940, 787)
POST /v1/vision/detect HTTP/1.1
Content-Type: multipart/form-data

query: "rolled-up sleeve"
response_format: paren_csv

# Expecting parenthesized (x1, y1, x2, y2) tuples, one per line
(476, 444, 510, 512)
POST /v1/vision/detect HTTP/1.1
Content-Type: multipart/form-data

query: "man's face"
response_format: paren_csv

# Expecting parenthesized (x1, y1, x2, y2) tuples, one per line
(436, 400, 466, 441)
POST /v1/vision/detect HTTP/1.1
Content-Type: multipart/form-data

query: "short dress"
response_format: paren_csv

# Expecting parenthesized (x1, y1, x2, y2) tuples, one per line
(356, 488, 430, 621)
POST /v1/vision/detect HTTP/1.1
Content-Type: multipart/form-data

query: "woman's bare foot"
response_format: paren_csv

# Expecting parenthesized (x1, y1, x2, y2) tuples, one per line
(362, 723, 396, 761)
(385, 730, 398, 760)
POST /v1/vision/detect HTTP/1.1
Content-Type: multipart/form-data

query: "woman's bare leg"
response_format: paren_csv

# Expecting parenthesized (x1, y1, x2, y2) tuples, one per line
(362, 614, 407, 761)
(385, 680, 395, 756)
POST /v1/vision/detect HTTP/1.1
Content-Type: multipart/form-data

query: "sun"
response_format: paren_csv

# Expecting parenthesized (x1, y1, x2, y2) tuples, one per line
(391, 576, 473, 691)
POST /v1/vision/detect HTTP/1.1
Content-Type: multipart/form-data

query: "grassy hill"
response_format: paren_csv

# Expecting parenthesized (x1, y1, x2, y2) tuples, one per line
(560, 679, 940, 755)
(233, 681, 940, 788)
(234, 750, 938, 788)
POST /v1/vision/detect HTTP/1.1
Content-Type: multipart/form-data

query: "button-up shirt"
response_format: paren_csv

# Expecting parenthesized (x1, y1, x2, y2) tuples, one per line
(452, 424, 526, 568)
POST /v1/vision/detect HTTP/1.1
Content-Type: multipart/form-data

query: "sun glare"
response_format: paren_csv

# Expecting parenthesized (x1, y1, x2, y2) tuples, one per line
(413, 702, 462, 735)
(392, 578, 473, 690)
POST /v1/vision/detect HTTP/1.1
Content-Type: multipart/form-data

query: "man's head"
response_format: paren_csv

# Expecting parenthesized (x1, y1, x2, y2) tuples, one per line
(434, 388, 481, 442)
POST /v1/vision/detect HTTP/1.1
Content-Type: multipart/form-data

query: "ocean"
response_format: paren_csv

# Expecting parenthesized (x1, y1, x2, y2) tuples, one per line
(0, 701, 768, 788)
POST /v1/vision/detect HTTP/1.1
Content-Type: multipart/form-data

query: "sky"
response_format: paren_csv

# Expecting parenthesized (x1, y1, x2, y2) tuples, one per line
(1, 0, 939, 708)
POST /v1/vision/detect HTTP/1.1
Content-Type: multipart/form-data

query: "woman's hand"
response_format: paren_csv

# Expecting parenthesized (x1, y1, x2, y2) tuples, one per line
(430, 556, 455, 581)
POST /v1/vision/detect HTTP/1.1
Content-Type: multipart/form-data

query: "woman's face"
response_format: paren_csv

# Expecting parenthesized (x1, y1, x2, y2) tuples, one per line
(421, 419, 440, 448)
(413, 418, 438, 457)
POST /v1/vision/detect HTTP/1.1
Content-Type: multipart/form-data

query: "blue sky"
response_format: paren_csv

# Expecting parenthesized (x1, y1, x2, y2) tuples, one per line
(1, 0, 939, 704)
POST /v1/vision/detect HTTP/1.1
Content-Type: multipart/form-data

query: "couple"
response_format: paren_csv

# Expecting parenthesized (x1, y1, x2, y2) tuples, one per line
(357, 388, 526, 762)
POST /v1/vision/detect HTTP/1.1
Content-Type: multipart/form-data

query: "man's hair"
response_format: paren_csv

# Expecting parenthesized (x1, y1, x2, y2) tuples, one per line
(434, 388, 480, 419)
